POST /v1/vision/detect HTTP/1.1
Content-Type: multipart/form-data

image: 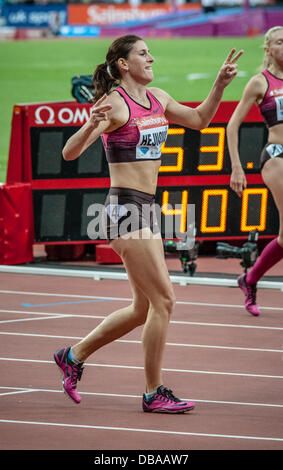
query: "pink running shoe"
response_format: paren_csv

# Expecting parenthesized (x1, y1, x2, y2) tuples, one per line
(54, 347, 84, 404)
(238, 274, 261, 316)
(143, 386, 195, 413)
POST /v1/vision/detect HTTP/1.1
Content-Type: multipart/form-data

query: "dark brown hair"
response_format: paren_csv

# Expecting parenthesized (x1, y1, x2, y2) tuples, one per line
(92, 34, 143, 101)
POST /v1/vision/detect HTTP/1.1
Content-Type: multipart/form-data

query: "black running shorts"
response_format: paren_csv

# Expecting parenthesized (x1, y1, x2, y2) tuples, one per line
(102, 187, 160, 242)
(260, 143, 283, 170)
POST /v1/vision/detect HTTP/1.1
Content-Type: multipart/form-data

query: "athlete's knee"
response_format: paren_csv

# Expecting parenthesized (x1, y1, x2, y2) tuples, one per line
(166, 291, 176, 315)
(132, 299, 149, 326)
(278, 233, 283, 248)
(155, 290, 176, 317)
(278, 218, 283, 247)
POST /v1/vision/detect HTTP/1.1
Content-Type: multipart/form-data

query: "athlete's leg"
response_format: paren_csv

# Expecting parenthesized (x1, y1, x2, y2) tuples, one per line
(71, 276, 149, 362)
(112, 228, 175, 393)
(116, 231, 195, 413)
(246, 157, 283, 284)
(261, 156, 283, 246)
(238, 158, 283, 316)
(54, 238, 150, 404)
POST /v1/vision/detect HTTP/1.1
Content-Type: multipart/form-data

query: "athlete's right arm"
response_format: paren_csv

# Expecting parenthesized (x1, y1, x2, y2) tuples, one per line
(226, 74, 265, 196)
(62, 94, 115, 161)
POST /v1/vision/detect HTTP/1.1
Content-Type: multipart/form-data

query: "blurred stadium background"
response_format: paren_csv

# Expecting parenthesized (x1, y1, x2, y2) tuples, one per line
(0, 0, 282, 182)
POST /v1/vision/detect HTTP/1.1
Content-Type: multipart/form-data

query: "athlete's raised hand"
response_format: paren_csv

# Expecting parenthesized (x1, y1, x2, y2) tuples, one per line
(90, 94, 112, 128)
(216, 48, 244, 88)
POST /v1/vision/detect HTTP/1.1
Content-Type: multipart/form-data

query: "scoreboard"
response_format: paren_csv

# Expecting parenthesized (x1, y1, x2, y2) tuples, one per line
(6, 100, 278, 244)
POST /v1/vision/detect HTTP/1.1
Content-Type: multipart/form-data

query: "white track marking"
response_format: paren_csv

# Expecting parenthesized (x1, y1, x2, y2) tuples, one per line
(0, 290, 130, 302)
(0, 389, 35, 397)
(1, 290, 282, 445)
(0, 331, 282, 354)
(0, 315, 70, 324)
(0, 357, 282, 379)
(0, 289, 283, 311)
(1, 386, 283, 409)
(1, 309, 283, 331)
(0, 418, 282, 442)
(0, 266, 282, 289)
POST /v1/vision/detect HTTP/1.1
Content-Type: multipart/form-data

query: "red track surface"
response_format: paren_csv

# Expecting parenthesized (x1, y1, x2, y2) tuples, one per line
(0, 257, 283, 454)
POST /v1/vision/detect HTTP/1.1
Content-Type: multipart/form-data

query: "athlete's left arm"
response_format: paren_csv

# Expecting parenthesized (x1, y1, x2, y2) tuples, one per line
(155, 48, 243, 131)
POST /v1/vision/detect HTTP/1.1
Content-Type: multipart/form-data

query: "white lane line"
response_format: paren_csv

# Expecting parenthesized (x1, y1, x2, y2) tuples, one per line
(0, 389, 35, 397)
(176, 300, 283, 311)
(0, 315, 70, 325)
(0, 290, 131, 302)
(0, 309, 105, 320)
(0, 357, 282, 379)
(1, 309, 283, 331)
(0, 331, 81, 340)
(1, 386, 283, 409)
(1, 419, 283, 442)
(0, 331, 282, 354)
(0, 289, 282, 311)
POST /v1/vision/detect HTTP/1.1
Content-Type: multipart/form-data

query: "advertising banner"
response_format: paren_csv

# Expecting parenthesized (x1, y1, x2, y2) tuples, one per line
(68, 4, 199, 26)
(1, 4, 67, 28)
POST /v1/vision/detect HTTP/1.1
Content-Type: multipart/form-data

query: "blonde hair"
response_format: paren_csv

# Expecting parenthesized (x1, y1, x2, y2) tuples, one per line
(261, 26, 283, 70)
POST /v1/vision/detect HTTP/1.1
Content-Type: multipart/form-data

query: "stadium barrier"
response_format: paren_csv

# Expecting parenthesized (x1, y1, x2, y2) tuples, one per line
(1, 3, 283, 39)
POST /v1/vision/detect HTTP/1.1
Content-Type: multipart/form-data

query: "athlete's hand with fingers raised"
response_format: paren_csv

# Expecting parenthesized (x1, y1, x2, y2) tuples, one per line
(90, 94, 112, 128)
(216, 48, 244, 89)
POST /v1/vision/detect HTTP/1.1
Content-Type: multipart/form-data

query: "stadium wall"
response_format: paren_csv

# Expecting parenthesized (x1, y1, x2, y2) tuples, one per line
(0, 3, 282, 39)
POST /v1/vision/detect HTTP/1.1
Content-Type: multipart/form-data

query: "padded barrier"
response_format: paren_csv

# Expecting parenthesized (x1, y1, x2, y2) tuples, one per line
(0, 183, 34, 264)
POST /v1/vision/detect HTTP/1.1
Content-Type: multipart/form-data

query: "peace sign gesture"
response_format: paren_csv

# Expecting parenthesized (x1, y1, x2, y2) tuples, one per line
(90, 93, 112, 128)
(216, 48, 244, 88)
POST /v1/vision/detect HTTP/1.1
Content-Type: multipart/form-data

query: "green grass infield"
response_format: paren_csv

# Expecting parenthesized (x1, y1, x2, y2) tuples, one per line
(0, 36, 264, 182)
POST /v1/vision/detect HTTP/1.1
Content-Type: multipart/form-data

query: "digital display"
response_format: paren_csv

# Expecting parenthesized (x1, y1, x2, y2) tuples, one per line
(32, 184, 278, 242)
(157, 185, 277, 239)
(30, 122, 268, 180)
(161, 123, 267, 175)
(7, 100, 277, 243)
(30, 127, 108, 180)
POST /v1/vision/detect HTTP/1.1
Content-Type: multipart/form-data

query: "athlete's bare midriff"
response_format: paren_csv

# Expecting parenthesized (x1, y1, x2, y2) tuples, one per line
(268, 124, 283, 146)
(109, 159, 161, 194)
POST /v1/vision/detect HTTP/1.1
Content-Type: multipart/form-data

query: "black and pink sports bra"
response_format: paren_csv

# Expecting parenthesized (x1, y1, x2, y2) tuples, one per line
(259, 70, 283, 128)
(102, 86, 168, 164)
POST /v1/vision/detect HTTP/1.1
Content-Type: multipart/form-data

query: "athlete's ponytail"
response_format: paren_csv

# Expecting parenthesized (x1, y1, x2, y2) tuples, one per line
(92, 62, 118, 102)
(92, 34, 143, 102)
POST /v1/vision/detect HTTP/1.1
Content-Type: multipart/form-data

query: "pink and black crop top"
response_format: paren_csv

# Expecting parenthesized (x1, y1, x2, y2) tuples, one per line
(101, 86, 168, 163)
(259, 70, 283, 127)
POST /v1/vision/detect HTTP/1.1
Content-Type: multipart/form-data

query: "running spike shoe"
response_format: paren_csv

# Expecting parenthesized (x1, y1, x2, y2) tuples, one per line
(142, 386, 195, 413)
(238, 274, 261, 316)
(54, 347, 84, 404)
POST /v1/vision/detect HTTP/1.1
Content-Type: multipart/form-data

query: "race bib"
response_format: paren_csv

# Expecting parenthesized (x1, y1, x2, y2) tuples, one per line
(266, 143, 283, 158)
(275, 96, 283, 122)
(106, 204, 128, 223)
(135, 114, 168, 160)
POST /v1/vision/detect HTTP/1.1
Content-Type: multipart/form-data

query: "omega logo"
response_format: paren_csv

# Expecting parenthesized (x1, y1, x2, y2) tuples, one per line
(34, 105, 90, 125)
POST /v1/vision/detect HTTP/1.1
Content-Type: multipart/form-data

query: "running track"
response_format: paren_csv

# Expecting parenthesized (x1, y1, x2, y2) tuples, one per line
(0, 259, 283, 454)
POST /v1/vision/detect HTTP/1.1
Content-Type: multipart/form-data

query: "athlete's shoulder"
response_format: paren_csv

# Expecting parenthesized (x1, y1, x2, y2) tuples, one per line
(104, 88, 129, 113)
(107, 88, 126, 103)
(148, 87, 169, 98)
(242, 73, 267, 100)
(147, 87, 171, 109)
(99, 89, 130, 131)
(247, 73, 267, 89)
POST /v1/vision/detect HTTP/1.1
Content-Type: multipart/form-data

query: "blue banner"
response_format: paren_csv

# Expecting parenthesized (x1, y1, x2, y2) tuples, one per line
(1, 5, 67, 28)
(60, 25, 100, 37)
